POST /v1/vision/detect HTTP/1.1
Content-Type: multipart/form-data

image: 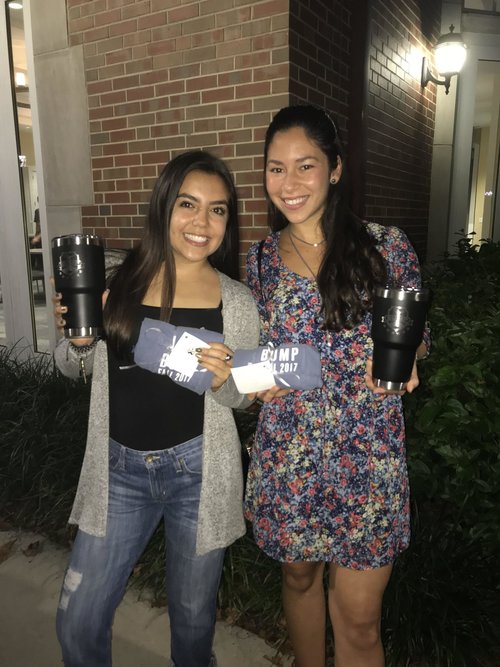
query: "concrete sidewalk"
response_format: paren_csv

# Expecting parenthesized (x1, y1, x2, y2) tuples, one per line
(0, 529, 291, 667)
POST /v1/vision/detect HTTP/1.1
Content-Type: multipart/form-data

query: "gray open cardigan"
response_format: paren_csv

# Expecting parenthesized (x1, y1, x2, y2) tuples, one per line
(54, 271, 260, 555)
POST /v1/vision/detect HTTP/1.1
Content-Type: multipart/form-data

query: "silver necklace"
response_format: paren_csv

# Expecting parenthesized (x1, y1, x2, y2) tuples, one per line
(288, 228, 318, 279)
(288, 227, 325, 248)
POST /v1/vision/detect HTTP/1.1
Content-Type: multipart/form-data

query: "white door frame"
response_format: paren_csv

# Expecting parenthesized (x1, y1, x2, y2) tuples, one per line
(448, 34, 500, 248)
(467, 140, 480, 235)
(0, 0, 55, 354)
(0, 2, 35, 351)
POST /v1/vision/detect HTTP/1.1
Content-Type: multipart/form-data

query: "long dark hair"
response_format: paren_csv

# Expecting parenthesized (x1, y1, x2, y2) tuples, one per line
(264, 105, 386, 330)
(104, 150, 240, 359)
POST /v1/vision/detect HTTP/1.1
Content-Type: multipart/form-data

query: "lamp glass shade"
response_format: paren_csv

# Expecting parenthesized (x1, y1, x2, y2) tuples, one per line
(434, 42, 467, 75)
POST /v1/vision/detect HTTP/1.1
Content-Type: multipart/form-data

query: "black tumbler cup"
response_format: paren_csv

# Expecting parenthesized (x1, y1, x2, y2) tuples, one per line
(52, 234, 106, 339)
(371, 286, 429, 391)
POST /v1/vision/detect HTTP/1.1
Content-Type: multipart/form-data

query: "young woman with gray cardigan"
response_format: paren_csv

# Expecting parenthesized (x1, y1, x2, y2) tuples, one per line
(53, 151, 259, 667)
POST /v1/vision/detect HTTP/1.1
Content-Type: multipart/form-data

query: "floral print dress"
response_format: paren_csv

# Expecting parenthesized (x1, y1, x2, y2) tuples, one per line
(244, 223, 425, 569)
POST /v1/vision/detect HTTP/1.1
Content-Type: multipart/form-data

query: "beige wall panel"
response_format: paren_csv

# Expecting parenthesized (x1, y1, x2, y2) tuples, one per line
(34, 45, 93, 207)
(30, 0, 68, 55)
(45, 205, 82, 243)
(427, 145, 453, 262)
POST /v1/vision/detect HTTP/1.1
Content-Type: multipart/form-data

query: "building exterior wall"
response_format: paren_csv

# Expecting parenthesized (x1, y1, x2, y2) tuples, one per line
(66, 0, 290, 265)
(288, 0, 351, 125)
(287, 0, 440, 259)
(363, 0, 441, 257)
(64, 0, 440, 262)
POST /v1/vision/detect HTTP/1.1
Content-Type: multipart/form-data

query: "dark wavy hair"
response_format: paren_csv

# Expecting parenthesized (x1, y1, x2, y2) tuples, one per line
(264, 105, 386, 330)
(104, 150, 240, 359)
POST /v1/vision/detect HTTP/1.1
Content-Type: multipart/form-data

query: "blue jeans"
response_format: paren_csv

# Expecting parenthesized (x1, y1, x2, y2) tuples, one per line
(56, 435, 224, 667)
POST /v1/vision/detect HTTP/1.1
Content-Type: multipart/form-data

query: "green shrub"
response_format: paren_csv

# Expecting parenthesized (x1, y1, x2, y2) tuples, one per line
(382, 236, 500, 665)
(0, 346, 90, 538)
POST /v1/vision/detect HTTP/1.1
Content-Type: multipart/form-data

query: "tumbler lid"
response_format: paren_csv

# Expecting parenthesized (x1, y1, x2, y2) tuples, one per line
(375, 286, 429, 302)
(52, 234, 102, 249)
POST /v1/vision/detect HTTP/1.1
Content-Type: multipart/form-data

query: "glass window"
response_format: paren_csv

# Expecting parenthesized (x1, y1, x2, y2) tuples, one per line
(463, 0, 500, 14)
(2, 0, 49, 352)
(467, 60, 500, 242)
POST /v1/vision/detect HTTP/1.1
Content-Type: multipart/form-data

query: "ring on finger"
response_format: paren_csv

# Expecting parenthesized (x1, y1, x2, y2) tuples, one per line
(224, 353, 232, 361)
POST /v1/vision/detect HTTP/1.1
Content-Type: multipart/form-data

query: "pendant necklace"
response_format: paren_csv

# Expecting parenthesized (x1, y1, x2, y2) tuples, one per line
(288, 227, 318, 279)
(288, 227, 325, 248)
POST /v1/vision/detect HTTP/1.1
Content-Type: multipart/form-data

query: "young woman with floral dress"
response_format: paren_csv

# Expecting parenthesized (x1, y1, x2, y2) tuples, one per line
(244, 106, 429, 667)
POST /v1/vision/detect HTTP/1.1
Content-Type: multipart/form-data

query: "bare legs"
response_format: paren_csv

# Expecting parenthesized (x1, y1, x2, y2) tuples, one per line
(282, 561, 392, 667)
(282, 562, 326, 667)
(328, 563, 392, 667)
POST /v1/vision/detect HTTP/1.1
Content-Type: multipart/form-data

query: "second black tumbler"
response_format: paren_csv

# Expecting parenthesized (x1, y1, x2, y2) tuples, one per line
(371, 286, 429, 391)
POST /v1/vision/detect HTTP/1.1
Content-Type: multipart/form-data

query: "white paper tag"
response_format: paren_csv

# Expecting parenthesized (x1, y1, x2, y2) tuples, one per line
(231, 361, 276, 393)
(166, 332, 210, 378)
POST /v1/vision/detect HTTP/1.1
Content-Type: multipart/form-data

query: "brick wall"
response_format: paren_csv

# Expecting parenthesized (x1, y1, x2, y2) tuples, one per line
(287, 0, 361, 223)
(67, 0, 441, 264)
(364, 0, 441, 257)
(287, 0, 441, 259)
(66, 0, 290, 265)
(288, 0, 351, 133)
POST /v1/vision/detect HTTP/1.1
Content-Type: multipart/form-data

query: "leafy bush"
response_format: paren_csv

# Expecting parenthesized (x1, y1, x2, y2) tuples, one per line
(382, 236, 500, 665)
(0, 346, 89, 538)
(0, 236, 499, 664)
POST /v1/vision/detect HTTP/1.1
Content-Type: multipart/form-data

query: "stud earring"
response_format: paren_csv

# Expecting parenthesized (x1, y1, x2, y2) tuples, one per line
(330, 177, 337, 184)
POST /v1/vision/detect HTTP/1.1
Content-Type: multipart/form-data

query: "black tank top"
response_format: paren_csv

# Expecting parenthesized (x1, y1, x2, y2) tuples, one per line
(108, 304, 223, 451)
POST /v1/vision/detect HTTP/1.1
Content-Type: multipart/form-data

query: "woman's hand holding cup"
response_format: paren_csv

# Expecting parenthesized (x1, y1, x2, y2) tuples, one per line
(51, 277, 107, 346)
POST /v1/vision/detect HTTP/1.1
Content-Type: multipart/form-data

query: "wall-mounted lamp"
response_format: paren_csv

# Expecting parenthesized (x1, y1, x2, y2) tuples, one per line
(421, 25, 467, 95)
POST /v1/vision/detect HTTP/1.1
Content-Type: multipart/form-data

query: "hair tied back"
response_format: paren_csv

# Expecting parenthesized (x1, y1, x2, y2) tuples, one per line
(317, 107, 338, 138)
